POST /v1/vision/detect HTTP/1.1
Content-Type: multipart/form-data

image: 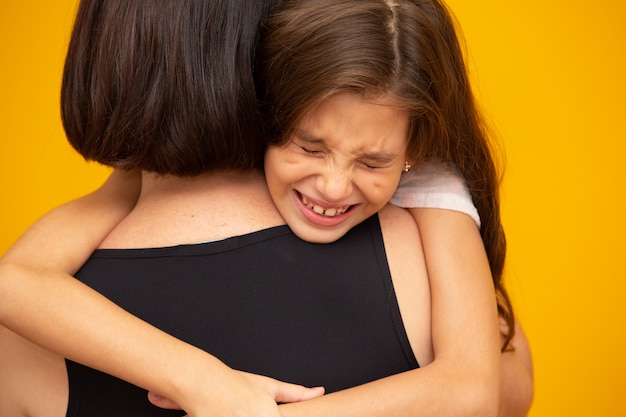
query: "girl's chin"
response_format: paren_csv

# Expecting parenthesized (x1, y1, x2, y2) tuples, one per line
(289, 222, 352, 244)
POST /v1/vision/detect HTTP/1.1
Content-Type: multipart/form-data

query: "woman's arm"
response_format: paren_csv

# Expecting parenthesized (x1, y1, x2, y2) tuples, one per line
(0, 170, 321, 417)
(499, 320, 534, 417)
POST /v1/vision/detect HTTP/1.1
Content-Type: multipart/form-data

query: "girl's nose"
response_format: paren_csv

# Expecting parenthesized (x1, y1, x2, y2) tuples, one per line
(315, 165, 353, 202)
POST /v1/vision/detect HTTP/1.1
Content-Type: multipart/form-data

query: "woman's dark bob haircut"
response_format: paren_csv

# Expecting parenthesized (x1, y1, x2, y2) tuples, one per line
(62, 0, 277, 175)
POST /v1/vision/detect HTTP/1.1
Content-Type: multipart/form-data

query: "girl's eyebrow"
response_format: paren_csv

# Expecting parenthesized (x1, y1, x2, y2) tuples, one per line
(360, 152, 397, 164)
(295, 129, 325, 144)
(295, 129, 398, 164)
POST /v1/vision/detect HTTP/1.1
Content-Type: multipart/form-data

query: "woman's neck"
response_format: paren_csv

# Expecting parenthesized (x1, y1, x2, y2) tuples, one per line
(100, 169, 285, 249)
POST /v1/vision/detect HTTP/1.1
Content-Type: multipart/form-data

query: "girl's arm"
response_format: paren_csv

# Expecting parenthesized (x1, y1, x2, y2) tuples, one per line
(397, 163, 534, 415)
(155, 207, 532, 417)
(0, 169, 141, 273)
(153, 165, 531, 416)
(410, 207, 533, 417)
(275, 203, 502, 417)
(0, 170, 321, 417)
(276, 167, 532, 416)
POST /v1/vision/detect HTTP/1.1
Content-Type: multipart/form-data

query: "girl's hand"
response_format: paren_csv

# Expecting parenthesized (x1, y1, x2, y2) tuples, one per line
(148, 371, 324, 416)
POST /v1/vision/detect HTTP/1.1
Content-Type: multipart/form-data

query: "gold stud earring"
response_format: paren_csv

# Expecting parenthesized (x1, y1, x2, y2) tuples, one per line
(404, 161, 411, 172)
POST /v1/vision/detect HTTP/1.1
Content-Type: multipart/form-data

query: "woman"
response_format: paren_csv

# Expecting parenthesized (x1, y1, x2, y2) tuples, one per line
(0, 0, 532, 416)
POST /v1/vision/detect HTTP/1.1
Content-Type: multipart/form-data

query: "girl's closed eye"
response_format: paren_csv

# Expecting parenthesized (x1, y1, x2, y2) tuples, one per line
(360, 161, 384, 169)
(292, 139, 325, 155)
(292, 129, 327, 155)
(298, 144, 322, 154)
(357, 154, 397, 170)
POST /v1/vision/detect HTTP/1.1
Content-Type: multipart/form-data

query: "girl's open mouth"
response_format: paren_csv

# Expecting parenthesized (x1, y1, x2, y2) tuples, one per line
(300, 194, 352, 217)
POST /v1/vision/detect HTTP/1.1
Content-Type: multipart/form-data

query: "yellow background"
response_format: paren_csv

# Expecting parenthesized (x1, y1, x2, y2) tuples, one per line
(1, 1, 625, 416)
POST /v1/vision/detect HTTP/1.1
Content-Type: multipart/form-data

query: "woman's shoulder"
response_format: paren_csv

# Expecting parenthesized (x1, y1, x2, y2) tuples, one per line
(377, 204, 434, 365)
(101, 173, 284, 248)
(377, 204, 424, 265)
(377, 204, 422, 249)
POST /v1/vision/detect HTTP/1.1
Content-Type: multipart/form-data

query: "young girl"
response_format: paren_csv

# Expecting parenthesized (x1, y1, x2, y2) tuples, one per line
(0, 0, 532, 416)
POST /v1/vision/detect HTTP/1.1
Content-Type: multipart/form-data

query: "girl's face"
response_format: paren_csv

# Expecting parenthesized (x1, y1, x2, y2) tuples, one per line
(264, 92, 409, 243)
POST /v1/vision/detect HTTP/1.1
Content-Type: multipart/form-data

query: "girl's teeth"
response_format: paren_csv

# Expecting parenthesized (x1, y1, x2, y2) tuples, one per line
(302, 195, 347, 217)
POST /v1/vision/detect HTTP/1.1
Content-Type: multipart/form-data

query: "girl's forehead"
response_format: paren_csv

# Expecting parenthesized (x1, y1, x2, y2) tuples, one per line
(294, 93, 409, 154)
(305, 92, 402, 116)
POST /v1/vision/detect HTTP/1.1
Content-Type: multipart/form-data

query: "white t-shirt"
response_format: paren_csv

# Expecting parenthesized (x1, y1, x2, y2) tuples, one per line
(390, 162, 480, 228)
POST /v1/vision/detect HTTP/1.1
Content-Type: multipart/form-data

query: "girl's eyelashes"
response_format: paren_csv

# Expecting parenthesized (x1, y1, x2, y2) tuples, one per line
(293, 140, 324, 155)
(358, 159, 392, 170)
(293, 141, 391, 169)
(299, 144, 322, 154)
(291, 137, 395, 170)
(360, 161, 383, 169)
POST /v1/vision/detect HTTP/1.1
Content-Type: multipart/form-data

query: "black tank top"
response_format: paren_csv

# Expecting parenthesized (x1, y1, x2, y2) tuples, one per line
(65, 214, 418, 416)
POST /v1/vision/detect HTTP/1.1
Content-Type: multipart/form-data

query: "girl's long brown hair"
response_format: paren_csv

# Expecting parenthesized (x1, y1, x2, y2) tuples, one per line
(258, 0, 514, 349)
